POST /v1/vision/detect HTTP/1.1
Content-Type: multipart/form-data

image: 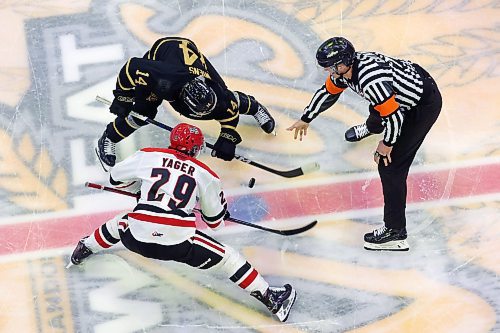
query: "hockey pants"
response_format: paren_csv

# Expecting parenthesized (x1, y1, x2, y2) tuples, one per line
(85, 213, 269, 294)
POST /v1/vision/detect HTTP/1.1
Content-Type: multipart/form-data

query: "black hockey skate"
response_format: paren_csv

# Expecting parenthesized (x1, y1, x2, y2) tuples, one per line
(96, 130, 116, 170)
(251, 284, 296, 322)
(345, 123, 372, 142)
(364, 226, 409, 251)
(253, 104, 275, 134)
(70, 236, 93, 265)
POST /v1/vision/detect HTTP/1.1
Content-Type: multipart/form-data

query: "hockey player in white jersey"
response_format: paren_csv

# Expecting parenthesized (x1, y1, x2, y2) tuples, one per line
(70, 122, 296, 322)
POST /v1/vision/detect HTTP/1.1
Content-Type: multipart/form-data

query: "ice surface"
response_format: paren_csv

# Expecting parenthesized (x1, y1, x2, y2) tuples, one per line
(1, 1, 499, 332)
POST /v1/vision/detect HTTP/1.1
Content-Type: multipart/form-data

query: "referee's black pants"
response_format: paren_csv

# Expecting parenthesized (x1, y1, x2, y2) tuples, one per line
(368, 65, 442, 230)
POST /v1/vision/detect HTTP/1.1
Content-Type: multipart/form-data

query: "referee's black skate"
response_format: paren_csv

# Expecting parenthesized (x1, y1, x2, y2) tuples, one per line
(253, 104, 275, 134)
(251, 284, 296, 322)
(70, 236, 93, 265)
(364, 226, 409, 251)
(345, 123, 372, 142)
(96, 130, 117, 169)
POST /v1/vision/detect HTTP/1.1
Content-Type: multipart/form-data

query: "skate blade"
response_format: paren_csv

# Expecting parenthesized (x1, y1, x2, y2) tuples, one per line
(364, 239, 409, 251)
(65, 261, 74, 269)
(94, 147, 109, 172)
(275, 288, 297, 322)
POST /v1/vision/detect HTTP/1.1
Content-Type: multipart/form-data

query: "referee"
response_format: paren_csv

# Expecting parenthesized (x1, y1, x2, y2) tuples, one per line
(287, 37, 442, 251)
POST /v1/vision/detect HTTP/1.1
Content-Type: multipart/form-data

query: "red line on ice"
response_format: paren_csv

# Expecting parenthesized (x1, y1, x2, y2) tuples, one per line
(0, 163, 498, 256)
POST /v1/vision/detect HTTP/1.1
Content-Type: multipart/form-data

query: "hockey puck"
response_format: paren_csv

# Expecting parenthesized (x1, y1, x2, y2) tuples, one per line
(248, 177, 256, 188)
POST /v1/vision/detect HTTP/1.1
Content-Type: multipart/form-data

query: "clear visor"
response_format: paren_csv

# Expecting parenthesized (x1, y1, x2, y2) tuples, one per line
(317, 63, 341, 75)
(193, 92, 217, 116)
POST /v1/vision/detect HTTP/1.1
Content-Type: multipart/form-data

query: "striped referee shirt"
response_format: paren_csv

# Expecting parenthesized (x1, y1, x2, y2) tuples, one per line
(301, 52, 424, 146)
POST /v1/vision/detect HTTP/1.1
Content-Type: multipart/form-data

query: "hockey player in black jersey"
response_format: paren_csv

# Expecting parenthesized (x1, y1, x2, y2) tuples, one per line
(287, 37, 442, 251)
(97, 37, 275, 168)
(72, 123, 295, 322)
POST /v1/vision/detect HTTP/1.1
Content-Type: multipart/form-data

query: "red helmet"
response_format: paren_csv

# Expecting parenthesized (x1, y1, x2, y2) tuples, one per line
(169, 123, 205, 157)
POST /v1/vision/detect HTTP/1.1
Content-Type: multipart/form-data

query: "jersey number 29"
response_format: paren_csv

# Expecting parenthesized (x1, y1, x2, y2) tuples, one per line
(147, 168, 196, 209)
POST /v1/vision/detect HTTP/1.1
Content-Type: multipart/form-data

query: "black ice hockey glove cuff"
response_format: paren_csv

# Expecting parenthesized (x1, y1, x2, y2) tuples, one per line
(219, 128, 242, 145)
(131, 99, 160, 120)
(211, 129, 241, 161)
(110, 89, 135, 118)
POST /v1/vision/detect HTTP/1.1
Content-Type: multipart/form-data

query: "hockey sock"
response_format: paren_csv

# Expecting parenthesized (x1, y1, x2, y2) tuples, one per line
(84, 213, 126, 252)
(234, 91, 259, 116)
(105, 115, 143, 143)
(215, 245, 269, 294)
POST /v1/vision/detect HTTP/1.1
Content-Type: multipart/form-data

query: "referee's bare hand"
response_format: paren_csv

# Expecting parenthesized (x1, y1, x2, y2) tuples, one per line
(374, 141, 393, 166)
(287, 120, 309, 141)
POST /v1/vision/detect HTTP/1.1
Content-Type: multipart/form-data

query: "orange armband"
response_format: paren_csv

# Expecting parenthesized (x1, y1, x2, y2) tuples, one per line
(374, 95, 399, 116)
(325, 76, 346, 95)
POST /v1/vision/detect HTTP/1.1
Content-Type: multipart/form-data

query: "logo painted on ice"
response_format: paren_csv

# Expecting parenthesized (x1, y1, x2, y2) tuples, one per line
(14, 0, 323, 212)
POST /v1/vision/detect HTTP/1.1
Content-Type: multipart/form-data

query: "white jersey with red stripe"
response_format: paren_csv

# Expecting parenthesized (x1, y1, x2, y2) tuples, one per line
(110, 148, 227, 245)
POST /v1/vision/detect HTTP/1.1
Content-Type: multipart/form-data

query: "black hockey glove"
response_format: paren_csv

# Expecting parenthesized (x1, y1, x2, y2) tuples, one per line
(128, 93, 162, 126)
(110, 89, 135, 118)
(132, 99, 160, 119)
(211, 129, 242, 161)
(212, 137, 236, 161)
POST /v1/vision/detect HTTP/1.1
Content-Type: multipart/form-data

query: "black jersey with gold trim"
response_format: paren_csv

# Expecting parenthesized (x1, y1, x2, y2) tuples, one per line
(115, 37, 227, 101)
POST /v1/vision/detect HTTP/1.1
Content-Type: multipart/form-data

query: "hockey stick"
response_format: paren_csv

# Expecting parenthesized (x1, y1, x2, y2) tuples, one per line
(96, 96, 320, 178)
(85, 182, 317, 236)
(86, 181, 139, 198)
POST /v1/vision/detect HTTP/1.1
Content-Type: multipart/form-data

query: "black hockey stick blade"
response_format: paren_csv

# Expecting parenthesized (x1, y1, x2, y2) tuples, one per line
(225, 216, 318, 236)
(86, 181, 318, 236)
(191, 208, 317, 236)
(243, 159, 320, 178)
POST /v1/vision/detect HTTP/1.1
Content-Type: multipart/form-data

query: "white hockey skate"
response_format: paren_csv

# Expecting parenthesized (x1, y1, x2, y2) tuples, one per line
(96, 130, 117, 171)
(253, 104, 276, 134)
